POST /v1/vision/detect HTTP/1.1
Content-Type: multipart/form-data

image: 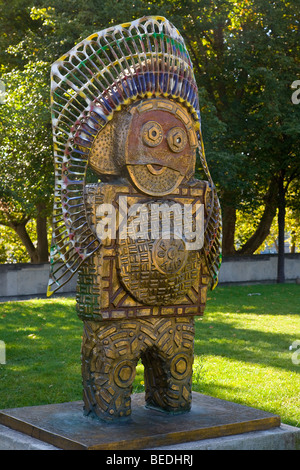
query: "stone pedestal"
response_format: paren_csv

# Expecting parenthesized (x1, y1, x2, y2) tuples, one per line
(0, 392, 282, 450)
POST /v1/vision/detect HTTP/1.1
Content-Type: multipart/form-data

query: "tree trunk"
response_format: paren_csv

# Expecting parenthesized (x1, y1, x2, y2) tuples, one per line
(277, 171, 286, 283)
(222, 204, 237, 256)
(6, 202, 49, 263)
(290, 230, 296, 254)
(36, 203, 49, 263)
(12, 221, 39, 263)
(238, 179, 278, 255)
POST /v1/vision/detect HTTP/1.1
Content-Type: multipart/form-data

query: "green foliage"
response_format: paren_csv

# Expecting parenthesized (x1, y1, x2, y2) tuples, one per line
(0, 0, 300, 260)
(0, 219, 52, 263)
(0, 224, 33, 263)
(0, 61, 53, 222)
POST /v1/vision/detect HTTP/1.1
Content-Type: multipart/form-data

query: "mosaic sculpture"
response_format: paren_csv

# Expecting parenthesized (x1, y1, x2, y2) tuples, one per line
(48, 16, 222, 421)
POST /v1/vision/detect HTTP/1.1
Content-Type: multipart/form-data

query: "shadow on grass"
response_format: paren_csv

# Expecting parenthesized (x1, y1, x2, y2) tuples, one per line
(206, 284, 300, 316)
(194, 284, 300, 374)
(194, 318, 299, 372)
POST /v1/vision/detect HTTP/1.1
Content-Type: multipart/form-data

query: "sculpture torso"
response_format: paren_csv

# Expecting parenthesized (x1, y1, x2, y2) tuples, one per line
(76, 179, 211, 321)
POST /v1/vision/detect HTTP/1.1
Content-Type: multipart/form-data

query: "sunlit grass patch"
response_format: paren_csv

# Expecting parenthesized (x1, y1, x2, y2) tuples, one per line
(0, 284, 299, 427)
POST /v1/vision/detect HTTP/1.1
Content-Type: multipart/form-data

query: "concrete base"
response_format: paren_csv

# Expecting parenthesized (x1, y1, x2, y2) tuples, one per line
(150, 424, 300, 450)
(0, 422, 299, 450)
(0, 424, 58, 450)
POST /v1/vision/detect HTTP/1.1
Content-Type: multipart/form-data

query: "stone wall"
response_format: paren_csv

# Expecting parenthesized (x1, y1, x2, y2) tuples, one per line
(0, 263, 77, 299)
(218, 253, 300, 285)
(0, 254, 299, 299)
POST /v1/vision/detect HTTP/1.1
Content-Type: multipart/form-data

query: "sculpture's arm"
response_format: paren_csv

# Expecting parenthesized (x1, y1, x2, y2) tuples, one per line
(47, 183, 102, 296)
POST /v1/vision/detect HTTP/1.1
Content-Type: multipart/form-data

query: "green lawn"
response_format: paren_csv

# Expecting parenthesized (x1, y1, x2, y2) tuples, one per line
(0, 284, 299, 427)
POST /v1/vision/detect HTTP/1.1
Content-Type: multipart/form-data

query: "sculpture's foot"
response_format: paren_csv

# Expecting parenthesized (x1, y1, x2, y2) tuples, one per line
(82, 364, 136, 422)
(142, 349, 193, 414)
(83, 387, 133, 422)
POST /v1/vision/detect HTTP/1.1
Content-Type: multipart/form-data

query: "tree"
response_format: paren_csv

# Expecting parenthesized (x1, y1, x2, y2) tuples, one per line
(0, 61, 53, 262)
(176, 0, 300, 263)
(1, 0, 300, 264)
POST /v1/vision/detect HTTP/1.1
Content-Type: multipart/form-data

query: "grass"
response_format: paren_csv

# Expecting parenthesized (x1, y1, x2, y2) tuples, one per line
(0, 284, 299, 427)
(192, 284, 300, 427)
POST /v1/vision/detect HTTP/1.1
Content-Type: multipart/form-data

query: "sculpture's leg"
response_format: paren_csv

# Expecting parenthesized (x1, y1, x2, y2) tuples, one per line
(142, 317, 195, 413)
(81, 320, 139, 421)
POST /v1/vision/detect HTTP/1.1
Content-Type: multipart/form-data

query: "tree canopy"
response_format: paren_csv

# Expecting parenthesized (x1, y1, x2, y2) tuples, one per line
(0, 0, 300, 266)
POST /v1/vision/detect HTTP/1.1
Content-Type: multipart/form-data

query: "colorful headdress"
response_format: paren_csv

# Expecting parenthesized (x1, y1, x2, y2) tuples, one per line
(47, 16, 221, 296)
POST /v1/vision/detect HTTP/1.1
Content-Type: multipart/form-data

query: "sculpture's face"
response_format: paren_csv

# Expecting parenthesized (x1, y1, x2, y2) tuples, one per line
(125, 99, 198, 196)
(88, 98, 198, 196)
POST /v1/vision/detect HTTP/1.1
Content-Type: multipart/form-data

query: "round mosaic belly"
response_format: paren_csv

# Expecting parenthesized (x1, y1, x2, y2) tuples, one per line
(117, 201, 200, 305)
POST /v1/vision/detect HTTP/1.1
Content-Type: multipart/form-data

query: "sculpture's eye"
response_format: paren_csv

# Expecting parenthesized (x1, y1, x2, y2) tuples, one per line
(141, 121, 163, 147)
(166, 127, 187, 153)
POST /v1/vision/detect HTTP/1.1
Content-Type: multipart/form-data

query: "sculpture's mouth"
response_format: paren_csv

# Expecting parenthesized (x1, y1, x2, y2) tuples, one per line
(146, 163, 166, 175)
(127, 164, 183, 196)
